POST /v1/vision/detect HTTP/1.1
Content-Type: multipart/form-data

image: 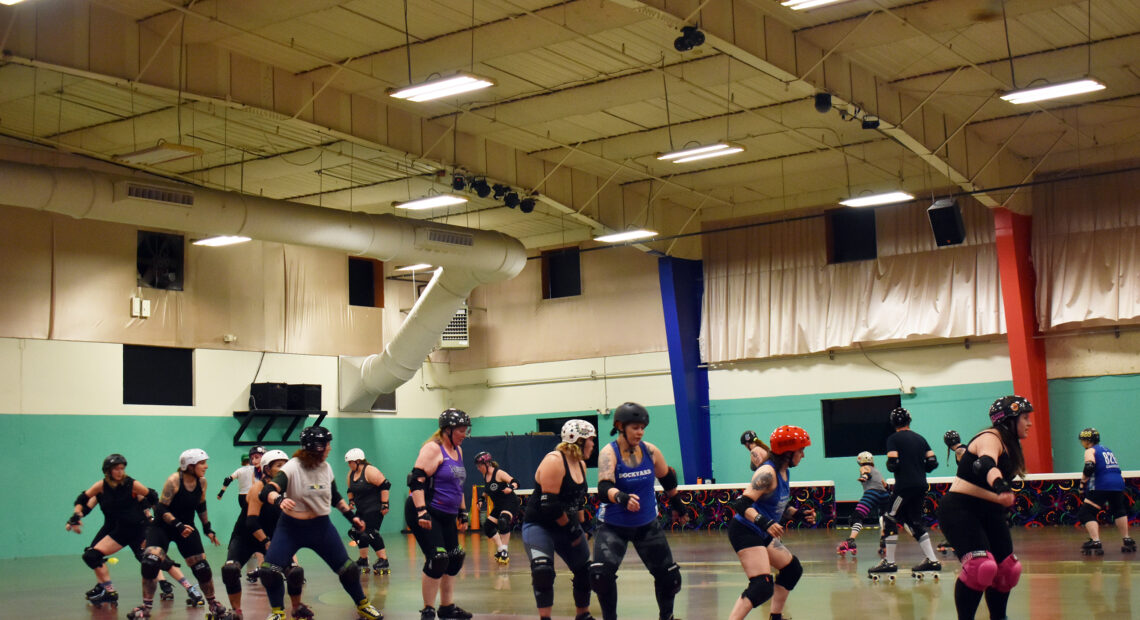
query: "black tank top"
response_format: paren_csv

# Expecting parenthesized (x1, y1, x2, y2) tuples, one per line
(99, 476, 146, 525)
(168, 474, 203, 523)
(348, 467, 384, 515)
(484, 467, 518, 507)
(524, 453, 587, 526)
(956, 432, 1016, 492)
(259, 499, 282, 537)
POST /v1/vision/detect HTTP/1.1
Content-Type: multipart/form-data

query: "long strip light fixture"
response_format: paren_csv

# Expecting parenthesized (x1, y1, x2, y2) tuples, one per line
(389, 74, 495, 102)
(839, 191, 914, 208)
(594, 229, 658, 243)
(781, 0, 853, 10)
(392, 194, 468, 210)
(657, 143, 744, 164)
(396, 264, 434, 272)
(1000, 78, 1105, 104)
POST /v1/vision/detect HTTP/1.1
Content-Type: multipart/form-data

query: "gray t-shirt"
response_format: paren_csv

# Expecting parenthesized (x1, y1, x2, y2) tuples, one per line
(280, 458, 333, 516)
(860, 466, 886, 492)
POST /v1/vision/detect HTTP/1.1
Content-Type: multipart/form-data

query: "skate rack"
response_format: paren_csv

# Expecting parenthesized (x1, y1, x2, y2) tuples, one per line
(231, 409, 327, 446)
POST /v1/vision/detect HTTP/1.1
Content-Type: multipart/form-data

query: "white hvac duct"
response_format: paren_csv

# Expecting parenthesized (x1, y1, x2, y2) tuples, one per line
(0, 161, 526, 408)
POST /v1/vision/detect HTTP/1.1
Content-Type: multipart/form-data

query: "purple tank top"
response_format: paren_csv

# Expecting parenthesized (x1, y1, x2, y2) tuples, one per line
(429, 443, 466, 514)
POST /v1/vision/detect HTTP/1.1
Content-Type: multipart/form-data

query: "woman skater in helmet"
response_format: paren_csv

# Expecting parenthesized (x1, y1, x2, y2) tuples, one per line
(474, 450, 520, 565)
(345, 448, 392, 574)
(740, 431, 771, 471)
(836, 451, 889, 556)
(521, 419, 597, 620)
(259, 427, 383, 620)
(727, 426, 814, 620)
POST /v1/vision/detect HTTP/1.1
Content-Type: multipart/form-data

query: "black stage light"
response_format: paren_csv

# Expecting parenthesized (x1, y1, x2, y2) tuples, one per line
(861, 117, 880, 130)
(492, 183, 510, 199)
(503, 191, 520, 208)
(519, 197, 536, 213)
(814, 93, 832, 114)
(451, 174, 466, 191)
(471, 178, 491, 198)
(673, 26, 705, 52)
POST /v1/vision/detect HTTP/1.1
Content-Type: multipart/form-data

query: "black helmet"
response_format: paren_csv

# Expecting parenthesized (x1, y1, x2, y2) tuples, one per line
(299, 426, 333, 452)
(1079, 427, 1100, 444)
(610, 402, 650, 436)
(439, 408, 471, 429)
(102, 453, 127, 476)
(889, 407, 911, 428)
(989, 395, 1032, 426)
(248, 445, 267, 458)
(740, 430, 758, 446)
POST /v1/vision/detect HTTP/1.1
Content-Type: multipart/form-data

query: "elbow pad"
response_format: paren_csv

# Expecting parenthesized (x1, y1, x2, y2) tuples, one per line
(972, 455, 998, 479)
(143, 488, 159, 509)
(407, 468, 429, 492)
(924, 455, 938, 473)
(196, 503, 208, 517)
(222, 476, 234, 486)
(74, 491, 90, 513)
(886, 456, 898, 472)
(657, 467, 679, 492)
(731, 494, 753, 516)
(378, 479, 391, 491)
(245, 514, 261, 532)
(1083, 461, 1097, 477)
(596, 479, 618, 504)
(258, 483, 275, 504)
(538, 493, 564, 521)
(330, 480, 343, 507)
(509, 479, 520, 490)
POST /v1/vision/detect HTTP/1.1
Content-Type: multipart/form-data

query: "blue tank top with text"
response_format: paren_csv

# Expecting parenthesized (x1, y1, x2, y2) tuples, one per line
(734, 460, 790, 535)
(598, 441, 657, 527)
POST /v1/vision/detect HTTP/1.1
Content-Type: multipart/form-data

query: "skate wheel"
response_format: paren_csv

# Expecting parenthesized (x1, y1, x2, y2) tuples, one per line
(932, 574, 940, 581)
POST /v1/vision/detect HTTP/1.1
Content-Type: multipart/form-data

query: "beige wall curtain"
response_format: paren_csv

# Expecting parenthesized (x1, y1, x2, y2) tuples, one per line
(1033, 169, 1140, 329)
(701, 201, 1004, 362)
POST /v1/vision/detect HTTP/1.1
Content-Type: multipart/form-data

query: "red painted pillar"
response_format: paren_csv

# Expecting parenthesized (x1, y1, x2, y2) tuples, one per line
(993, 207, 1052, 472)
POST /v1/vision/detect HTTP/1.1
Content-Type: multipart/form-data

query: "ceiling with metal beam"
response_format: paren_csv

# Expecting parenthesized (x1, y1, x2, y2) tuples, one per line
(1, 0, 1137, 257)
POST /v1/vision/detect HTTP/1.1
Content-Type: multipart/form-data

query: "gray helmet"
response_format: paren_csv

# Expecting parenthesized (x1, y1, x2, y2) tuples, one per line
(610, 402, 649, 436)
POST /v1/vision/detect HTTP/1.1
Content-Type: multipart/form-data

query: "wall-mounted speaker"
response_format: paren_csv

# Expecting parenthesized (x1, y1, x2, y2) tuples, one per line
(928, 199, 966, 246)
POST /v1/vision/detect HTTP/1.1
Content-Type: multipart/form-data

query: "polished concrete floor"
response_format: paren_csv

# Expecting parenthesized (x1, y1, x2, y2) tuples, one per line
(6, 526, 1138, 619)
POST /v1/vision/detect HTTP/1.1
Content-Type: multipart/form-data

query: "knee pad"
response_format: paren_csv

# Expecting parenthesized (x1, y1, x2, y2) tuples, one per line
(571, 565, 592, 608)
(742, 574, 775, 607)
(141, 552, 163, 580)
(881, 514, 899, 536)
(424, 551, 449, 579)
(1078, 501, 1099, 525)
(481, 519, 497, 538)
(911, 523, 928, 540)
(82, 547, 106, 569)
(336, 560, 359, 590)
(588, 562, 617, 597)
(991, 554, 1022, 592)
(497, 512, 513, 534)
(652, 563, 682, 597)
(445, 547, 466, 576)
(530, 556, 556, 608)
(774, 556, 802, 591)
(221, 561, 242, 594)
(369, 531, 385, 551)
(285, 565, 305, 596)
(191, 559, 212, 584)
(958, 550, 997, 591)
(260, 564, 285, 591)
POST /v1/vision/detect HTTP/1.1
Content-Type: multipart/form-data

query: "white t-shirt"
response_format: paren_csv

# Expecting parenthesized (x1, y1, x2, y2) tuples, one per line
(280, 458, 333, 516)
(228, 465, 257, 494)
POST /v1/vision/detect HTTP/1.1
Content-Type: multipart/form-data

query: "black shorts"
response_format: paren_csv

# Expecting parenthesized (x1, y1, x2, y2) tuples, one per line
(1085, 490, 1128, 518)
(91, 521, 147, 560)
(145, 522, 206, 559)
(226, 530, 262, 566)
(592, 520, 676, 573)
(937, 492, 1013, 563)
(727, 518, 774, 553)
(405, 498, 460, 557)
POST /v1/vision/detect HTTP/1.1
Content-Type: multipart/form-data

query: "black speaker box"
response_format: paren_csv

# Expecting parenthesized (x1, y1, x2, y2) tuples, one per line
(249, 382, 288, 410)
(928, 198, 966, 246)
(287, 384, 322, 410)
(827, 208, 877, 263)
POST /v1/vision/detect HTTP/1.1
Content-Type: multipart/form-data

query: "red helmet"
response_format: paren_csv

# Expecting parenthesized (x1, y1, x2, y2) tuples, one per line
(769, 425, 811, 454)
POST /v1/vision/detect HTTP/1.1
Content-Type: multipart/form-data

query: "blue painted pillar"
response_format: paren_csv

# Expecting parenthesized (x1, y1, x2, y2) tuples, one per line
(658, 257, 711, 483)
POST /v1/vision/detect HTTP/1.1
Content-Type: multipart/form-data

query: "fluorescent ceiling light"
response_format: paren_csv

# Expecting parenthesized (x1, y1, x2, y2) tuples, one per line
(658, 143, 744, 163)
(396, 263, 434, 272)
(1000, 79, 1105, 104)
(0, 0, 29, 5)
(393, 195, 468, 210)
(389, 74, 495, 102)
(114, 142, 204, 165)
(781, 0, 852, 10)
(840, 191, 914, 208)
(193, 235, 251, 247)
(594, 229, 658, 243)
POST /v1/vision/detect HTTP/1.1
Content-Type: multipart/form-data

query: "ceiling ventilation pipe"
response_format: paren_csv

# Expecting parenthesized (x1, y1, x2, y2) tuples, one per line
(0, 161, 526, 409)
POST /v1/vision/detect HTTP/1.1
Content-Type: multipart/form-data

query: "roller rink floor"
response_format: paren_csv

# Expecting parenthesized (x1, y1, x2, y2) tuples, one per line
(5, 526, 1138, 619)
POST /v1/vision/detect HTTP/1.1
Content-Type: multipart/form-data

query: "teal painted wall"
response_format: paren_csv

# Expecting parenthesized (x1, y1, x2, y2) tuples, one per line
(1, 413, 436, 560)
(1049, 374, 1140, 471)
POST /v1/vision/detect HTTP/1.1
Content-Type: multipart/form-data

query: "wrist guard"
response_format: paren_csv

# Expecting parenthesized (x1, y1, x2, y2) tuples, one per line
(613, 490, 631, 508)
(992, 478, 1012, 494)
(67, 514, 81, 526)
(380, 501, 389, 511)
(203, 521, 214, 536)
(273, 494, 285, 508)
(415, 506, 429, 521)
(753, 512, 774, 531)
(341, 509, 356, 523)
(668, 493, 684, 516)
(457, 508, 469, 524)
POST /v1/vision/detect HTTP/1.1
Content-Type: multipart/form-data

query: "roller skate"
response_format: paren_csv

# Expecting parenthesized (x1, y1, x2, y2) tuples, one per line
(247, 568, 259, 583)
(574, 614, 597, 620)
(266, 611, 287, 620)
(356, 598, 383, 620)
(910, 558, 942, 581)
(86, 584, 119, 607)
(1081, 539, 1104, 556)
(936, 540, 952, 555)
(291, 603, 314, 619)
(186, 584, 205, 607)
(356, 556, 370, 571)
(228, 610, 244, 620)
(836, 538, 857, 556)
(867, 559, 898, 583)
(206, 599, 229, 620)
(125, 604, 152, 619)
(494, 549, 510, 565)
(437, 603, 473, 619)
(1123, 537, 1137, 553)
(419, 607, 436, 620)
(158, 580, 175, 601)
(85, 584, 102, 599)
(372, 557, 391, 575)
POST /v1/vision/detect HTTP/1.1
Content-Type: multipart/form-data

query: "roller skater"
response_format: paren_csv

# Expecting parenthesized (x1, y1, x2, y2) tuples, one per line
(345, 448, 392, 576)
(881, 408, 942, 573)
(218, 447, 267, 584)
(840, 451, 889, 557)
(740, 430, 771, 472)
(836, 538, 856, 556)
(475, 450, 521, 567)
(867, 558, 898, 582)
(1077, 427, 1132, 556)
(937, 395, 1033, 620)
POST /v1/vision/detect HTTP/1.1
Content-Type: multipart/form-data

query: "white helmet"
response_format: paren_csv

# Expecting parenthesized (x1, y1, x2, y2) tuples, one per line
(345, 448, 366, 462)
(179, 448, 209, 470)
(261, 449, 289, 472)
(561, 419, 597, 444)
(856, 451, 874, 465)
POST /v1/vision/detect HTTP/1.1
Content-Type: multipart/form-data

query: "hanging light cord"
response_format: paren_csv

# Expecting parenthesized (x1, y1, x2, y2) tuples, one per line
(1001, 0, 1017, 88)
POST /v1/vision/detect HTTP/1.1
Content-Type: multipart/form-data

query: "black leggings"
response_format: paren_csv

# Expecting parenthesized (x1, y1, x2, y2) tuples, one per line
(404, 498, 460, 558)
(592, 521, 679, 620)
(937, 492, 1013, 562)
